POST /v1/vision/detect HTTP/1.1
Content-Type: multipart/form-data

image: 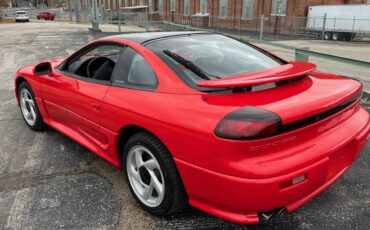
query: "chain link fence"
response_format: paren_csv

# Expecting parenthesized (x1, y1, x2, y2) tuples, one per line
(1, 5, 370, 42)
(162, 14, 370, 42)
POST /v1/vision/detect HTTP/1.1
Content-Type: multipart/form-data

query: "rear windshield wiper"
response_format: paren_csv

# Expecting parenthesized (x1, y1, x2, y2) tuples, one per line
(163, 49, 219, 80)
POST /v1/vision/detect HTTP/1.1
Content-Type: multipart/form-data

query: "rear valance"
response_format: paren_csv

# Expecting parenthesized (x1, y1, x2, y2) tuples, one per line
(196, 61, 316, 88)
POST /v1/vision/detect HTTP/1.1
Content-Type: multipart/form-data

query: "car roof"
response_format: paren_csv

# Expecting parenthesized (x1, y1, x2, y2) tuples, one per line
(16, 11, 26, 13)
(109, 31, 214, 44)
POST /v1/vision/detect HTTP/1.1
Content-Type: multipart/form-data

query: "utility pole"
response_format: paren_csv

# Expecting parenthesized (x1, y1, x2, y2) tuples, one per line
(68, 0, 72, 20)
(90, 0, 101, 31)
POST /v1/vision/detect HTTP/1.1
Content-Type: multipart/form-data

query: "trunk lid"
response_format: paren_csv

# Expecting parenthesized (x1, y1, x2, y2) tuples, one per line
(205, 72, 362, 125)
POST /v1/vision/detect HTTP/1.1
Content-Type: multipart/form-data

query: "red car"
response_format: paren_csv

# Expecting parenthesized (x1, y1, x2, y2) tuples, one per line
(14, 32, 369, 224)
(37, 12, 55, 20)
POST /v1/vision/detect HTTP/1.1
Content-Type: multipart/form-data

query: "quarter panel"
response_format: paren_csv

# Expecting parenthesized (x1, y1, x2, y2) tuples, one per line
(101, 86, 221, 167)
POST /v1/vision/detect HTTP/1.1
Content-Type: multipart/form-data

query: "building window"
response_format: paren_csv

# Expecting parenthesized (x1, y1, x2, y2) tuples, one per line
(271, 0, 287, 16)
(242, 0, 254, 20)
(170, 0, 176, 11)
(200, 0, 207, 14)
(184, 0, 190, 16)
(131, 0, 135, 6)
(219, 0, 228, 18)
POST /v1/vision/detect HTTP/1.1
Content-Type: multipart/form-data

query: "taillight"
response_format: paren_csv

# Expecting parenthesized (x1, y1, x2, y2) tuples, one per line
(215, 107, 282, 140)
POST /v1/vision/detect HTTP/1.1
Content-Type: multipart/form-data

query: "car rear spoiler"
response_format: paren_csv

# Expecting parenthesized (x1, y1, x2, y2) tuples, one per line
(196, 61, 316, 88)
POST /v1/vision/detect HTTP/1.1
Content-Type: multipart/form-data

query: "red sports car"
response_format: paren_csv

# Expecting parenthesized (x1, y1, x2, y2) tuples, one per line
(14, 32, 369, 224)
(36, 12, 55, 20)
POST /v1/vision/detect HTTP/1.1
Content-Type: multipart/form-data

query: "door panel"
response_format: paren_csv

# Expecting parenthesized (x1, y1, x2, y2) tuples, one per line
(40, 70, 109, 146)
(40, 42, 124, 147)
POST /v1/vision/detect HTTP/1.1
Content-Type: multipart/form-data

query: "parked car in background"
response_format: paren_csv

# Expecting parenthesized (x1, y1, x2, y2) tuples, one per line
(15, 11, 29, 22)
(37, 12, 55, 20)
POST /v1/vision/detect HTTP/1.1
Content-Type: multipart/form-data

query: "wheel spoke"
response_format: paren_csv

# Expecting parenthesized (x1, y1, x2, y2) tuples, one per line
(149, 170, 163, 197)
(26, 98, 35, 107)
(142, 183, 153, 200)
(29, 105, 36, 120)
(134, 149, 144, 168)
(143, 159, 157, 171)
(129, 165, 141, 183)
(25, 111, 32, 119)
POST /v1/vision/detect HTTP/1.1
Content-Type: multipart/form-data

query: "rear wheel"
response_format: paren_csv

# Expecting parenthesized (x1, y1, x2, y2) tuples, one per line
(323, 32, 332, 40)
(332, 32, 341, 41)
(18, 81, 45, 131)
(123, 132, 187, 216)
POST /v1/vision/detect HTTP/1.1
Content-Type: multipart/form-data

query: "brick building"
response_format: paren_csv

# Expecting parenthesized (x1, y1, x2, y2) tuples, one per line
(102, 0, 368, 31)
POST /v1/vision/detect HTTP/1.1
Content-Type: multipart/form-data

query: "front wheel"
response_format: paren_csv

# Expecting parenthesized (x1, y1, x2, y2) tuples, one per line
(123, 132, 187, 217)
(18, 81, 45, 131)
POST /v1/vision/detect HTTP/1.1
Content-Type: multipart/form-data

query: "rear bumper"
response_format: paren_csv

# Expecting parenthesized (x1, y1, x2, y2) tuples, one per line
(15, 18, 29, 21)
(175, 107, 369, 224)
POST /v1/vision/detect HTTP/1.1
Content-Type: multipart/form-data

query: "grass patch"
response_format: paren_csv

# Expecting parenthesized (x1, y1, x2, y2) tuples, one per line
(0, 18, 16, 24)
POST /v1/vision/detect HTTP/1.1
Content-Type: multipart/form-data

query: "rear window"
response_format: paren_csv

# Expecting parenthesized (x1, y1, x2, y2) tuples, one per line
(146, 34, 282, 83)
(16, 12, 26, 15)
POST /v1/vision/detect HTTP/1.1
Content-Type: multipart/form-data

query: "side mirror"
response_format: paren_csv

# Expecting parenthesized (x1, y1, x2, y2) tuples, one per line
(34, 62, 52, 76)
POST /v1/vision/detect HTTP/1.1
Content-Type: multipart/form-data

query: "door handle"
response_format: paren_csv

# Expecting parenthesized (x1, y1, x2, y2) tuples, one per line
(90, 103, 101, 111)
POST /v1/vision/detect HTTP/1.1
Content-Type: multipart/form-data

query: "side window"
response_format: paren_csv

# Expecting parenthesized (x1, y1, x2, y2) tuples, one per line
(64, 44, 124, 81)
(112, 47, 158, 90)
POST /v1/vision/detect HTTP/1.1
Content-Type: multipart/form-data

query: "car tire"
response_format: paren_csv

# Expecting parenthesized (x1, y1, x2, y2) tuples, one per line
(332, 32, 341, 41)
(18, 81, 45, 131)
(323, 32, 332, 40)
(123, 132, 187, 217)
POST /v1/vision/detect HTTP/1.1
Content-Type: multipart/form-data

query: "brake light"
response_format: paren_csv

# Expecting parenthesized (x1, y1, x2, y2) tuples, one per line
(215, 107, 282, 140)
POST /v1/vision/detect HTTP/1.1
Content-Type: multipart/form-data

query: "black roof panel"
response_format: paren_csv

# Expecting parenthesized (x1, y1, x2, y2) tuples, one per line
(109, 31, 212, 44)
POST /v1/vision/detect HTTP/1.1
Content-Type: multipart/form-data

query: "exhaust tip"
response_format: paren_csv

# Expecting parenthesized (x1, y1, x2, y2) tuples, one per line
(258, 208, 286, 222)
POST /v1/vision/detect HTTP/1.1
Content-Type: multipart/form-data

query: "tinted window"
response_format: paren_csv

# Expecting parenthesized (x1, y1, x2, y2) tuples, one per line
(146, 34, 282, 82)
(112, 47, 157, 90)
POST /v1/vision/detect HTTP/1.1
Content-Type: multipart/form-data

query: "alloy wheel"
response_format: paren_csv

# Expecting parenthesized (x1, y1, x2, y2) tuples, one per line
(126, 145, 165, 207)
(20, 88, 37, 126)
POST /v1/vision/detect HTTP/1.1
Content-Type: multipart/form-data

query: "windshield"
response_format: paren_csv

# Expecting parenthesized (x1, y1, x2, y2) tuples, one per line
(16, 12, 27, 15)
(146, 34, 282, 82)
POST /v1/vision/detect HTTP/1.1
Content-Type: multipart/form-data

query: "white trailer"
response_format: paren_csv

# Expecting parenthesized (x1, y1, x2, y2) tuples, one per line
(306, 4, 370, 40)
